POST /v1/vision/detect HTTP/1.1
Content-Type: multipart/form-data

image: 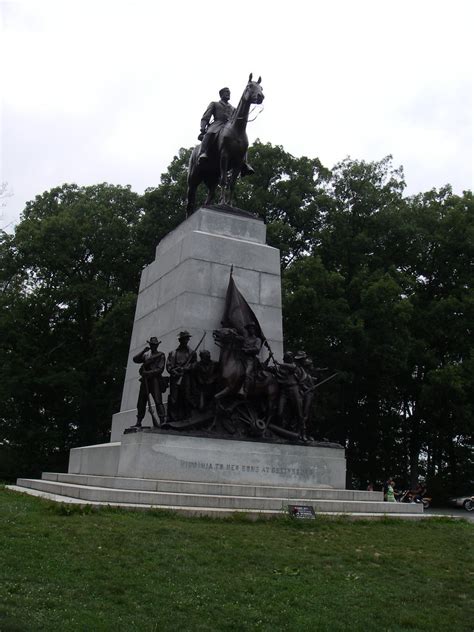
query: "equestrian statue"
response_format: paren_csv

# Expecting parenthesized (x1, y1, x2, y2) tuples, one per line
(186, 74, 264, 215)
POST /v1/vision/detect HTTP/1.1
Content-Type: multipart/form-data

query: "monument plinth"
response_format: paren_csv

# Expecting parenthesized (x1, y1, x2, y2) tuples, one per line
(69, 431, 346, 488)
(111, 206, 284, 439)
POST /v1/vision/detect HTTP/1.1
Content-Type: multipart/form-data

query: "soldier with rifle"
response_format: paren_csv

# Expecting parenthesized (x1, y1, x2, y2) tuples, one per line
(294, 351, 317, 429)
(295, 351, 339, 434)
(166, 331, 203, 421)
(133, 336, 167, 428)
(275, 351, 306, 441)
(193, 350, 219, 412)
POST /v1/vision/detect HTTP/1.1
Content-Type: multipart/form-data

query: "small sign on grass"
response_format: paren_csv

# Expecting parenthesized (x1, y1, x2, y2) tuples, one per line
(288, 504, 316, 519)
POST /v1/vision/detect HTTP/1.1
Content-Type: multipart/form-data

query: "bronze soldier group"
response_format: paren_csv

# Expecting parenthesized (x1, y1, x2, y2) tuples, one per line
(133, 329, 331, 443)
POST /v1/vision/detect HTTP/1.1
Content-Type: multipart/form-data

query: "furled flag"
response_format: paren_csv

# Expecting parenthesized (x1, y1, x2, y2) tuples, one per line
(221, 267, 263, 340)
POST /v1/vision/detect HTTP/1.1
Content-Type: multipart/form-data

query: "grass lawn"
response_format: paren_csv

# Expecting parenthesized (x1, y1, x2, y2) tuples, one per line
(0, 486, 472, 632)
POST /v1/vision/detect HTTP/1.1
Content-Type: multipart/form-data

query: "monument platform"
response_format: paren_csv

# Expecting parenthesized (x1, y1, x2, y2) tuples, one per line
(10, 431, 425, 518)
(10, 472, 425, 519)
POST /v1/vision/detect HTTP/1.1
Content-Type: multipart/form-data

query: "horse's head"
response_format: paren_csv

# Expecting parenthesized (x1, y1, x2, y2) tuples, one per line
(245, 73, 264, 105)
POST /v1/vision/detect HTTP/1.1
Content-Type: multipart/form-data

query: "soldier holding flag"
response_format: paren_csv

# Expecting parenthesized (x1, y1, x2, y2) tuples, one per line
(221, 268, 273, 395)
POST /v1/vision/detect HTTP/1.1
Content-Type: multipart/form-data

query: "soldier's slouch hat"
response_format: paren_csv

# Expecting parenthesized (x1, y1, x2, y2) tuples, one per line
(147, 336, 161, 346)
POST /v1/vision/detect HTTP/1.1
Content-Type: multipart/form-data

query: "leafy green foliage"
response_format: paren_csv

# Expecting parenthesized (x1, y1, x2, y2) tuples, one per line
(281, 158, 473, 492)
(0, 184, 145, 478)
(236, 140, 331, 266)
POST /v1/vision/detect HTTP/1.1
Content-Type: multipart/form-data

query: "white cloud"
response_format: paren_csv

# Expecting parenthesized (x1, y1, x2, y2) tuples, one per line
(1, 0, 472, 230)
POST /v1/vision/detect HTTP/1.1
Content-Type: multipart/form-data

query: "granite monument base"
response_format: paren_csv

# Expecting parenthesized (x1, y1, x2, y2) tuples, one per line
(68, 431, 346, 489)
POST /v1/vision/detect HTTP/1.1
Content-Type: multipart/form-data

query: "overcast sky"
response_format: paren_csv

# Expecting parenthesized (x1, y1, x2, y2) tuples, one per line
(1, 0, 472, 231)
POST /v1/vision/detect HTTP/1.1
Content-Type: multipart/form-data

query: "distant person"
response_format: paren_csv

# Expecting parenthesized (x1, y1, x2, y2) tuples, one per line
(411, 481, 427, 503)
(386, 479, 397, 502)
(367, 482, 374, 492)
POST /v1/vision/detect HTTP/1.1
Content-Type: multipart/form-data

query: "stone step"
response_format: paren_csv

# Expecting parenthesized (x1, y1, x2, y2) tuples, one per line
(7, 485, 432, 520)
(42, 472, 383, 502)
(16, 478, 423, 515)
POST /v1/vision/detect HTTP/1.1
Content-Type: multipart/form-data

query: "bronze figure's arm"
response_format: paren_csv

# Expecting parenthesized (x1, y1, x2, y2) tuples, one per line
(142, 353, 165, 376)
(200, 102, 215, 134)
(133, 346, 149, 364)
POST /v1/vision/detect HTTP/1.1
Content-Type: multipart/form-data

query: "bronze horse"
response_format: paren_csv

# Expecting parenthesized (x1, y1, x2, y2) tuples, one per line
(186, 74, 264, 215)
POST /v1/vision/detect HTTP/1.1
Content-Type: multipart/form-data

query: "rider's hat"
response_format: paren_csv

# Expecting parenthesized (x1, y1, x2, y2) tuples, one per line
(147, 336, 161, 346)
(294, 350, 307, 360)
(178, 330, 192, 340)
(219, 87, 230, 97)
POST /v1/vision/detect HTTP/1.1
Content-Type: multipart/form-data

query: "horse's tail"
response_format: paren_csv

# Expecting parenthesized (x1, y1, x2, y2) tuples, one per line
(188, 145, 201, 184)
(186, 145, 203, 215)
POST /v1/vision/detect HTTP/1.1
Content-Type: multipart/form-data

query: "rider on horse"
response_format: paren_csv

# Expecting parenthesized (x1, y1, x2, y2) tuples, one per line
(198, 87, 255, 177)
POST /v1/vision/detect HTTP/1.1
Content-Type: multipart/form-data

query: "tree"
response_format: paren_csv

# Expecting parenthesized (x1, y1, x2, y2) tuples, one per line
(135, 148, 193, 262)
(0, 183, 144, 478)
(235, 140, 332, 267)
(283, 157, 473, 492)
(400, 187, 474, 492)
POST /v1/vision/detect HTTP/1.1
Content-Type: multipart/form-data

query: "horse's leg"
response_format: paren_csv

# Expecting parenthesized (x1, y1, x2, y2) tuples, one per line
(186, 149, 201, 216)
(228, 166, 241, 207)
(186, 182, 197, 216)
(204, 182, 217, 206)
(218, 153, 229, 205)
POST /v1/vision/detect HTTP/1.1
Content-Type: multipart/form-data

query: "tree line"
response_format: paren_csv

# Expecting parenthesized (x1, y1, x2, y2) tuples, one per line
(0, 141, 472, 497)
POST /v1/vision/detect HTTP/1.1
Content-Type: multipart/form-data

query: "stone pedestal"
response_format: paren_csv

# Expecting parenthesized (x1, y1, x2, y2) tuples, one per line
(68, 431, 346, 489)
(116, 432, 346, 488)
(111, 206, 284, 440)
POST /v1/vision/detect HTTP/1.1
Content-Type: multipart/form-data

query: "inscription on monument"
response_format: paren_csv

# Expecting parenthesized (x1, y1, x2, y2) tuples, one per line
(178, 459, 323, 479)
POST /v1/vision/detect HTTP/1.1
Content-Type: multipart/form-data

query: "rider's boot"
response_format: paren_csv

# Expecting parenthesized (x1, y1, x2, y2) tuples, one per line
(240, 161, 255, 177)
(241, 151, 255, 177)
(198, 134, 211, 164)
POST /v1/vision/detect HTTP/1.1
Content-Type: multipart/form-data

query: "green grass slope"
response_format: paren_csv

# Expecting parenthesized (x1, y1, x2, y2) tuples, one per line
(0, 487, 472, 631)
